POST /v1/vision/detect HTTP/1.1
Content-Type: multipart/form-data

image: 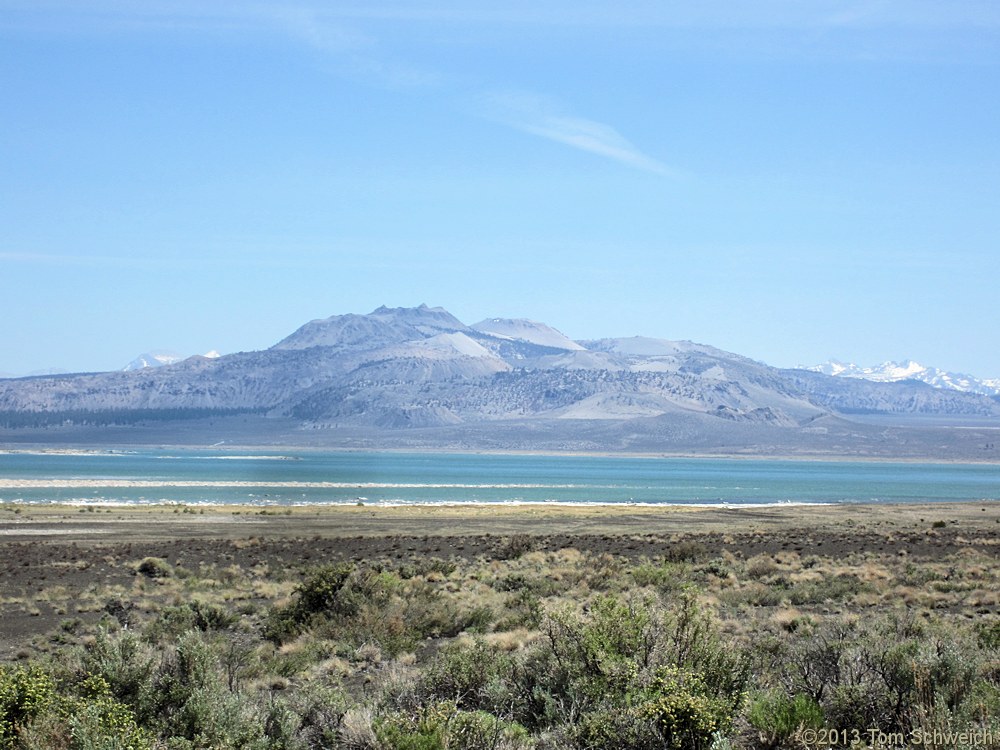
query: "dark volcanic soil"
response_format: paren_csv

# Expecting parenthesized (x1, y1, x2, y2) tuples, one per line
(2, 502, 998, 658)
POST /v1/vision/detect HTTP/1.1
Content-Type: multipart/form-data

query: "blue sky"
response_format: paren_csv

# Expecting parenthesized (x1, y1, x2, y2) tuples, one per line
(2, 1, 999, 377)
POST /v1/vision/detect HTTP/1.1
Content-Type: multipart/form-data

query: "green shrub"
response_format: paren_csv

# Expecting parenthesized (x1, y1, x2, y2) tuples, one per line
(264, 564, 417, 648)
(976, 620, 1000, 650)
(69, 675, 152, 750)
(525, 590, 748, 744)
(747, 691, 824, 749)
(733, 583, 783, 607)
(662, 590, 750, 705)
(335, 568, 403, 619)
(145, 631, 286, 749)
(0, 665, 57, 747)
(630, 561, 691, 590)
(288, 682, 350, 748)
(168, 685, 273, 749)
(449, 709, 531, 750)
(262, 563, 356, 644)
(149, 601, 239, 641)
(188, 600, 239, 632)
(294, 563, 355, 619)
(565, 595, 657, 666)
(495, 589, 543, 631)
(459, 605, 495, 634)
(492, 573, 561, 599)
(80, 629, 156, 719)
(390, 580, 467, 641)
(261, 607, 300, 647)
(1, 667, 152, 750)
(572, 705, 664, 750)
(348, 574, 463, 655)
(495, 534, 536, 560)
(103, 596, 137, 628)
(571, 666, 738, 750)
(827, 682, 893, 735)
(793, 617, 986, 738)
(664, 541, 706, 563)
(768, 623, 850, 705)
(414, 640, 520, 716)
(397, 558, 457, 579)
(639, 667, 738, 750)
(136, 557, 174, 579)
(787, 573, 868, 605)
(376, 701, 530, 750)
(960, 680, 1000, 725)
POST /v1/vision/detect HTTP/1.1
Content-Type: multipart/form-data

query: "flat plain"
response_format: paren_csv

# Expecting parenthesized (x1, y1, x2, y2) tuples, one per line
(3, 500, 1000, 748)
(3, 501, 998, 658)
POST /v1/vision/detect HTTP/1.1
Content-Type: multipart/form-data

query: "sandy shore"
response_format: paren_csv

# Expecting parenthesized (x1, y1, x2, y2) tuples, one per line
(2, 499, 999, 541)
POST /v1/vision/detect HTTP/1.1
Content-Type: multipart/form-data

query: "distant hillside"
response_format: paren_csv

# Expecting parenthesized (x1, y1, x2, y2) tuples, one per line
(1, 305, 998, 459)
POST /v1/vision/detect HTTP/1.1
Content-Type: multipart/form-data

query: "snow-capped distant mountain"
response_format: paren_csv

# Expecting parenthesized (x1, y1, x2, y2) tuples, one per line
(123, 352, 184, 371)
(123, 350, 220, 372)
(801, 360, 1000, 397)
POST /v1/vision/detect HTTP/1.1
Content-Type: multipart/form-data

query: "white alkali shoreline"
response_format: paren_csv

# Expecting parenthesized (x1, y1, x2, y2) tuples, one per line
(0, 479, 588, 490)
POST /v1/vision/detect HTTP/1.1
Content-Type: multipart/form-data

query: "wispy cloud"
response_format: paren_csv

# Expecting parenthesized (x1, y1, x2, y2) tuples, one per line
(2, 2, 670, 172)
(480, 91, 671, 175)
(0, 2, 440, 87)
(267, 6, 443, 89)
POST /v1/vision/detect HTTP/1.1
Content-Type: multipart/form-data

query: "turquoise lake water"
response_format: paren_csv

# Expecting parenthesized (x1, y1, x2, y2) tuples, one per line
(1, 450, 998, 506)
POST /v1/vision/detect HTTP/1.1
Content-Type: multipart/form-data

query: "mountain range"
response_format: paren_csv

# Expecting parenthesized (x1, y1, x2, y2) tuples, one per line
(801, 360, 1000, 397)
(1, 305, 998, 459)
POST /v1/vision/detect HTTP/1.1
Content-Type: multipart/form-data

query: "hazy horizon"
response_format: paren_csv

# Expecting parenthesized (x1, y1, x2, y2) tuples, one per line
(3, 2, 998, 377)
